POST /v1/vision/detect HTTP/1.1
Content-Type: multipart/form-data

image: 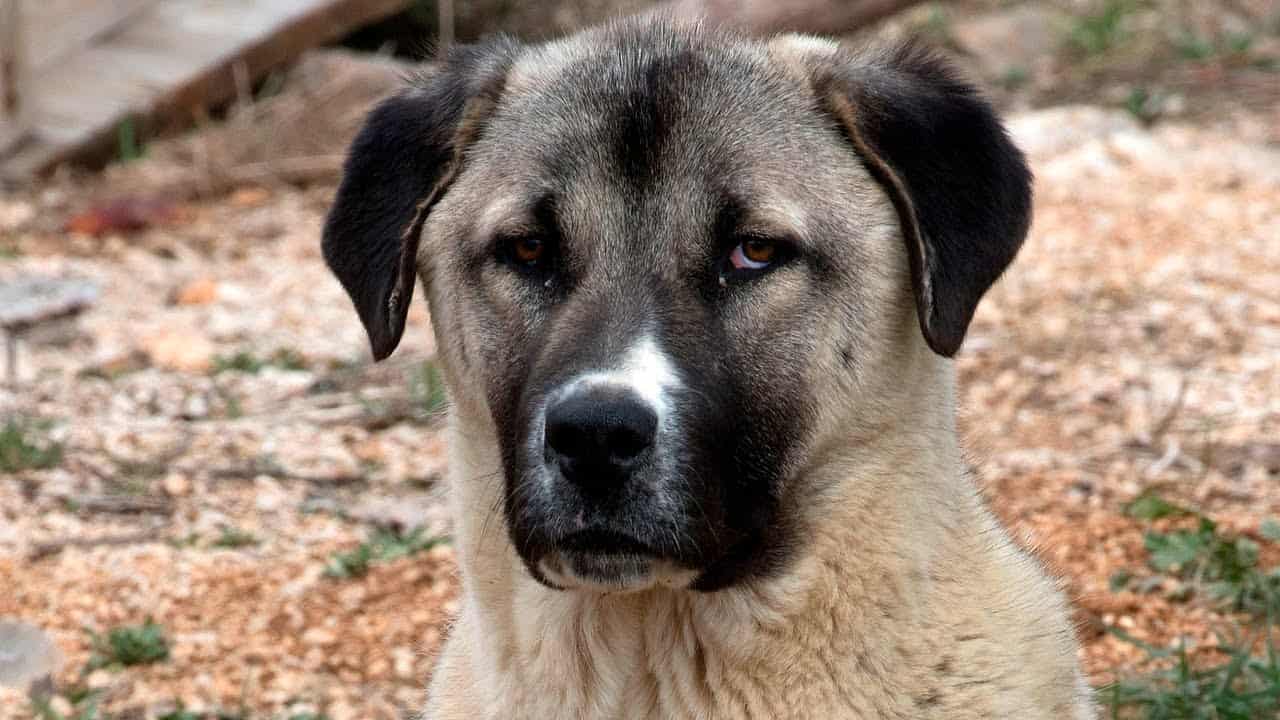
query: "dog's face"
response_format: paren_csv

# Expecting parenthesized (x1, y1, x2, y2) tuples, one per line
(323, 21, 1031, 593)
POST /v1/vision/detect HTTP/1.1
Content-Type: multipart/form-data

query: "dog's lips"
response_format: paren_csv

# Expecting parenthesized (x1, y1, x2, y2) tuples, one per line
(536, 529, 698, 592)
(556, 528, 656, 557)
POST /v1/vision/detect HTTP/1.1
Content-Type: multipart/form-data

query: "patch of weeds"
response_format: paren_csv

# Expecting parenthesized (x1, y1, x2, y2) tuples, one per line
(1174, 31, 1216, 61)
(1126, 492, 1194, 521)
(211, 526, 259, 549)
(325, 528, 447, 579)
(1175, 29, 1257, 64)
(1122, 492, 1280, 615)
(0, 417, 64, 473)
(211, 349, 308, 375)
(1224, 32, 1255, 57)
(86, 619, 170, 669)
(1124, 87, 1166, 125)
(917, 3, 956, 47)
(1144, 517, 1280, 617)
(0, 244, 19, 259)
(1100, 628, 1280, 718)
(116, 117, 145, 163)
(1068, 0, 1135, 57)
(1261, 518, 1280, 542)
(213, 386, 245, 420)
(409, 360, 448, 419)
(1103, 501, 1280, 715)
(999, 66, 1031, 91)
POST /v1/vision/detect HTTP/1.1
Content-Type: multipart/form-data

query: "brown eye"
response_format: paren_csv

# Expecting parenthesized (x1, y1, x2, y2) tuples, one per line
(729, 238, 777, 271)
(513, 236, 546, 264)
(743, 238, 776, 264)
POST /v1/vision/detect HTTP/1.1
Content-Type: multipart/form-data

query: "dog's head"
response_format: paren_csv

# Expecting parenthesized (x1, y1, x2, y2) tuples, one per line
(323, 20, 1030, 593)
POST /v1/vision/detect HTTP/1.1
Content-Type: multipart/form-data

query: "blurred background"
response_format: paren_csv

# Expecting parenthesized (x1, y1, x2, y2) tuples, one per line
(0, 1, 1277, 718)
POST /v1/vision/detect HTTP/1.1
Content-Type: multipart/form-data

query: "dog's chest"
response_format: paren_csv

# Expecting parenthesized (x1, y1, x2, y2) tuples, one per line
(481, 594, 925, 720)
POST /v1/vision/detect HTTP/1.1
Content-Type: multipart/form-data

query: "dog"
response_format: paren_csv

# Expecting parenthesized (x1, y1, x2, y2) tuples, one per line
(322, 15, 1095, 720)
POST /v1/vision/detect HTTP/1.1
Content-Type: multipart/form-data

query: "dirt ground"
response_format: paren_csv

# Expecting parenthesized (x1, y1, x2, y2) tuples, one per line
(1, 2, 1278, 718)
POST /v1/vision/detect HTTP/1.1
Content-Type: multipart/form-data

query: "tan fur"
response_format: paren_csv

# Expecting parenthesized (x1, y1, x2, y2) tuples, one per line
(404, 25, 1095, 720)
(420, 188, 1092, 720)
(425, 348, 1092, 719)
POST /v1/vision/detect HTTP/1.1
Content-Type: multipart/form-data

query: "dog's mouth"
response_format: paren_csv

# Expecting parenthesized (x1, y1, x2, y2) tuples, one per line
(536, 529, 698, 592)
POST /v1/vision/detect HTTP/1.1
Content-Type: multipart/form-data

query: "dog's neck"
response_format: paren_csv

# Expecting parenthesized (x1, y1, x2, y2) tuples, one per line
(442, 356, 966, 715)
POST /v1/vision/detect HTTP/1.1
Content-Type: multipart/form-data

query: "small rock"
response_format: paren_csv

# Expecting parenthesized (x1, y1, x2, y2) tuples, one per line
(45, 696, 74, 718)
(328, 700, 358, 720)
(229, 187, 272, 207)
(253, 475, 288, 513)
(172, 278, 220, 306)
(391, 646, 417, 680)
(0, 621, 61, 689)
(301, 627, 336, 646)
(162, 472, 191, 498)
(180, 393, 210, 420)
(84, 668, 112, 690)
(141, 329, 215, 373)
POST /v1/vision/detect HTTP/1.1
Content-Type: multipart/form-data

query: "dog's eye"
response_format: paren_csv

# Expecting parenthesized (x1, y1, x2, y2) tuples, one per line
(498, 234, 555, 272)
(513, 236, 547, 264)
(731, 238, 777, 270)
(722, 237, 793, 285)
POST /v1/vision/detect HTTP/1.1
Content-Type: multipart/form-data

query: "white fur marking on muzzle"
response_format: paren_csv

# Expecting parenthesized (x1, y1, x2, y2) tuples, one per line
(548, 336, 682, 429)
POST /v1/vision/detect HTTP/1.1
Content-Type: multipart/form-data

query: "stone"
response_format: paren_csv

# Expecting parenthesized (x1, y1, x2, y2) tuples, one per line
(141, 329, 215, 373)
(172, 278, 220, 306)
(0, 621, 61, 690)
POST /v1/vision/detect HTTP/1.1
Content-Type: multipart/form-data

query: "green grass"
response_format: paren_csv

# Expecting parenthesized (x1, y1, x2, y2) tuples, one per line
(211, 349, 308, 375)
(1068, 0, 1136, 57)
(1102, 494, 1280, 716)
(211, 526, 259, 549)
(1122, 493, 1280, 618)
(1102, 629, 1280, 718)
(116, 117, 145, 164)
(87, 620, 170, 669)
(324, 528, 447, 579)
(0, 417, 64, 473)
(1175, 29, 1256, 63)
(1123, 87, 1166, 125)
(999, 66, 1032, 91)
(1174, 32, 1217, 61)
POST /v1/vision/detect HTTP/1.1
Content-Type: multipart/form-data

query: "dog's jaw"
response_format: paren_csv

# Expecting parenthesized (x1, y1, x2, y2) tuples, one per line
(537, 550, 700, 592)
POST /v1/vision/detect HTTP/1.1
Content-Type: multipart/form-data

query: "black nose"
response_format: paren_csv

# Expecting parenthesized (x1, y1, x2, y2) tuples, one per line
(544, 388, 658, 483)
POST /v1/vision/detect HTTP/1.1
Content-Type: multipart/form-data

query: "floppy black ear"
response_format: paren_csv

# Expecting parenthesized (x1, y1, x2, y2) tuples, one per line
(322, 37, 518, 361)
(815, 43, 1032, 357)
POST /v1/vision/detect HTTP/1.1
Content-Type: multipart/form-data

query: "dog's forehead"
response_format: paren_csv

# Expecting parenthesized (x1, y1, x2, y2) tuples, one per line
(489, 27, 827, 179)
(460, 26, 862, 253)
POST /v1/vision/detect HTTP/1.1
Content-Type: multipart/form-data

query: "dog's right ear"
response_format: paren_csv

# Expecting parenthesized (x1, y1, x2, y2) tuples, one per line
(322, 38, 519, 361)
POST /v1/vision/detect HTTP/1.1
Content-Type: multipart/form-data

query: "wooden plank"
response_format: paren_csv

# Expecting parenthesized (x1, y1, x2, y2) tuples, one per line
(22, 0, 160, 72)
(0, 0, 411, 182)
(126, 0, 412, 116)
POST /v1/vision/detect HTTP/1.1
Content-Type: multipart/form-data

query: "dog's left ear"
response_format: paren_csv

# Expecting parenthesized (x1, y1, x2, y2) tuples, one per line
(322, 37, 519, 361)
(779, 39, 1032, 357)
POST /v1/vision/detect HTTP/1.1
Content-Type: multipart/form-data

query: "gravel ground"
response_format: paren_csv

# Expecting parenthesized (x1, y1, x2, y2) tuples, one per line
(1, 44, 1278, 720)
